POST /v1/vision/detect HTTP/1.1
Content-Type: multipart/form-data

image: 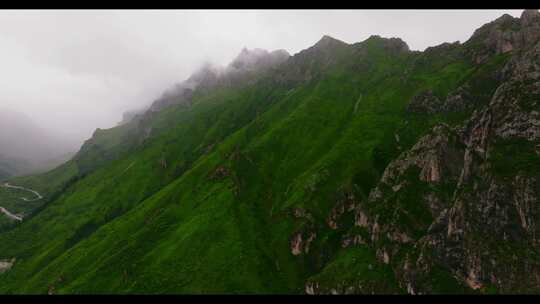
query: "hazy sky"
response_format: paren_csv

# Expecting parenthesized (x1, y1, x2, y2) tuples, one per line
(0, 9, 524, 148)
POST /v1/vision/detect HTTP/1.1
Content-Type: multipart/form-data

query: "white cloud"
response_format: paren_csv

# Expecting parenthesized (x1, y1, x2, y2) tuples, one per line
(0, 9, 524, 148)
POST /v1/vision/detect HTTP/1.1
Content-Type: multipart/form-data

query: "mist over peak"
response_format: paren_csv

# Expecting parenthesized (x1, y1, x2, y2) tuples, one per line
(1, 9, 540, 295)
(229, 47, 290, 71)
(144, 47, 290, 114)
(0, 9, 525, 170)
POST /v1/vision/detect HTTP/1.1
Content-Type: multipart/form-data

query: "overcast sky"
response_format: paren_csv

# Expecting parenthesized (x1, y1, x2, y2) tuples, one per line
(0, 9, 524, 149)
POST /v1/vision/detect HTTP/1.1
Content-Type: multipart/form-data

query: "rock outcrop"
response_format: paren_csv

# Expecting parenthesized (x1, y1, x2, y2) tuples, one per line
(313, 12, 540, 293)
(348, 25, 540, 293)
(465, 10, 540, 64)
(0, 258, 15, 274)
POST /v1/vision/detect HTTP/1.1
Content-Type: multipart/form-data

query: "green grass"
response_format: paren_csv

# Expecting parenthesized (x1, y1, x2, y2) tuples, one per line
(306, 247, 403, 294)
(0, 34, 526, 294)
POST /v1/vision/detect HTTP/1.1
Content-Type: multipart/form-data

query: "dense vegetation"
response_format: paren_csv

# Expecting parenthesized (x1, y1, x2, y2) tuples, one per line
(0, 11, 538, 294)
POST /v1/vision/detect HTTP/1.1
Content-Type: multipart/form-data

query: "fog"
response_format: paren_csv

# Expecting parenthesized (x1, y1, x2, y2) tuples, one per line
(0, 9, 523, 152)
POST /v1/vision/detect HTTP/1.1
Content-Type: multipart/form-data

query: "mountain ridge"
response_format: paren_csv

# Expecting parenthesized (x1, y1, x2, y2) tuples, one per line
(0, 10, 538, 294)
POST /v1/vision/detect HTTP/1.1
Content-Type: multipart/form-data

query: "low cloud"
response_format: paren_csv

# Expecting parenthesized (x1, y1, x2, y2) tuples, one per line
(0, 9, 523, 150)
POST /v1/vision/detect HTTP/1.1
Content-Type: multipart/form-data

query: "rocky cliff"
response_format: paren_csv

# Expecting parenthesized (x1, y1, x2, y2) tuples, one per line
(307, 9, 540, 294)
(1, 10, 539, 295)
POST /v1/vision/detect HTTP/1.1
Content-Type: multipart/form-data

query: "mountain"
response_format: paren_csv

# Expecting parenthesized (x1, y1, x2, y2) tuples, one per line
(0, 10, 539, 294)
(0, 109, 76, 179)
(147, 48, 290, 113)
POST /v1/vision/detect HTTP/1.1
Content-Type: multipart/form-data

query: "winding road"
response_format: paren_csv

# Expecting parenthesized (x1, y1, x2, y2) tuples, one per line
(0, 207, 22, 221)
(0, 183, 43, 222)
(3, 183, 43, 201)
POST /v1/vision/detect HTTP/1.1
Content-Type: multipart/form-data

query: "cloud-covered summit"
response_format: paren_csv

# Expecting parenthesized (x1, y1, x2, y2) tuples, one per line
(0, 10, 524, 149)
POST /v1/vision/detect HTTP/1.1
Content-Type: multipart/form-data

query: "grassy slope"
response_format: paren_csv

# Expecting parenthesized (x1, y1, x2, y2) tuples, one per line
(0, 37, 510, 294)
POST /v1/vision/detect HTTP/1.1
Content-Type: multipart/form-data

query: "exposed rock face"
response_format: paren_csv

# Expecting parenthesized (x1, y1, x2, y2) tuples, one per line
(303, 15, 540, 294)
(466, 10, 540, 64)
(289, 205, 318, 256)
(340, 28, 540, 293)
(0, 258, 15, 274)
(444, 85, 476, 112)
(428, 32, 540, 293)
(406, 90, 443, 114)
(407, 85, 482, 115)
(379, 123, 463, 189)
(305, 281, 318, 295)
(327, 191, 357, 230)
(290, 230, 317, 256)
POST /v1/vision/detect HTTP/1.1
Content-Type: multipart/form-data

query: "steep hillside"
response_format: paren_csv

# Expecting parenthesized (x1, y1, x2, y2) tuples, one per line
(0, 10, 538, 294)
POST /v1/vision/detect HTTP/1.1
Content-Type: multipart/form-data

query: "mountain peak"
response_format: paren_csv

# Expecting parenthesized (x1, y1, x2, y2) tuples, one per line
(465, 10, 540, 63)
(320, 34, 336, 41)
(494, 13, 517, 24)
(314, 35, 348, 49)
(362, 35, 410, 53)
(521, 9, 540, 26)
(229, 47, 289, 72)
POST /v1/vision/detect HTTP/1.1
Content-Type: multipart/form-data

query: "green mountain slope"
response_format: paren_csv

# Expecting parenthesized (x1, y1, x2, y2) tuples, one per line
(0, 10, 538, 294)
